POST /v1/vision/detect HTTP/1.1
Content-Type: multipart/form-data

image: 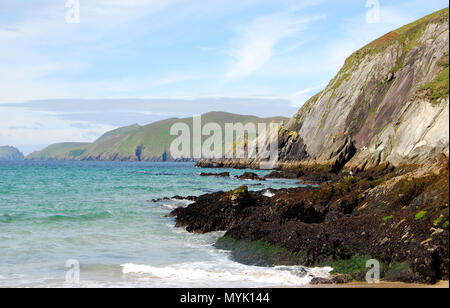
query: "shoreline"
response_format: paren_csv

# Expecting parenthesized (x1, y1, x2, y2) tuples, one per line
(308, 280, 449, 289)
(170, 157, 449, 285)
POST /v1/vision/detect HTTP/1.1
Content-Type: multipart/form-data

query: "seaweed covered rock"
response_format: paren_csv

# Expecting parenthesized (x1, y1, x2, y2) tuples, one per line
(199, 172, 230, 177)
(172, 157, 449, 283)
(237, 172, 265, 181)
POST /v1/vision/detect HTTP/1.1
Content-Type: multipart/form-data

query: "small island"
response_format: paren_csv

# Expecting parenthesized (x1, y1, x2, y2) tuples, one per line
(0, 146, 24, 161)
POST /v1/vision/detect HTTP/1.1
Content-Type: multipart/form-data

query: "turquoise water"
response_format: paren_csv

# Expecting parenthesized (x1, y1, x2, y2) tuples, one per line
(0, 161, 331, 287)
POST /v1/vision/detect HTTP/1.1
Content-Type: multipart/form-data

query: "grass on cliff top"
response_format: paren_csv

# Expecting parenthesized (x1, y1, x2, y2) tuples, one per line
(338, 7, 449, 75)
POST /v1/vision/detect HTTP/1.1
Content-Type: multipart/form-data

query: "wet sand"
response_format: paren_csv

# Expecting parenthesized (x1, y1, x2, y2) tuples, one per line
(309, 280, 449, 288)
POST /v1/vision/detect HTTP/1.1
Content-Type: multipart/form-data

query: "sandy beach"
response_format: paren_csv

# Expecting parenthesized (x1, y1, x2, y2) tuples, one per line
(309, 280, 449, 288)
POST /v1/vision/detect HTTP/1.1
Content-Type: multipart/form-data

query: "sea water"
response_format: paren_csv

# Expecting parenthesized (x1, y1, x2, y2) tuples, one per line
(0, 161, 331, 287)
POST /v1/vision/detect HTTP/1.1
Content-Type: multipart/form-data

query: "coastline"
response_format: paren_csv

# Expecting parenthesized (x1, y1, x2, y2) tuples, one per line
(1, 159, 447, 287)
(170, 155, 449, 285)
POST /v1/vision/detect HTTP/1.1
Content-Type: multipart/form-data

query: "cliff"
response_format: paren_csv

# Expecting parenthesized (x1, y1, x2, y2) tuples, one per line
(0, 146, 24, 161)
(168, 9, 450, 285)
(200, 8, 449, 172)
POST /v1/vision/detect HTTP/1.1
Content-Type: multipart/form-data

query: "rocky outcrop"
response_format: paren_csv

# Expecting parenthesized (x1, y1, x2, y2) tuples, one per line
(172, 156, 449, 283)
(197, 8, 449, 173)
(0, 146, 24, 161)
(199, 172, 230, 177)
(237, 172, 265, 181)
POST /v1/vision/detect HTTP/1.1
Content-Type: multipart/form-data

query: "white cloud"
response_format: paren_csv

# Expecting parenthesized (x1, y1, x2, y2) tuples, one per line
(288, 84, 325, 107)
(0, 0, 179, 103)
(0, 106, 115, 151)
(258, 4, 420, 89)
(225, 11, 324, 80)
(0, 65, 68, 103)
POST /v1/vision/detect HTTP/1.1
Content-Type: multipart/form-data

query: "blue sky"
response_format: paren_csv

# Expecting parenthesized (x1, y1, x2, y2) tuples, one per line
(0, 0, 448, 154)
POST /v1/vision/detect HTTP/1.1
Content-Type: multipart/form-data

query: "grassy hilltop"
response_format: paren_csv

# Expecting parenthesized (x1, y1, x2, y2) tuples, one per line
(27, 112, 288, 161)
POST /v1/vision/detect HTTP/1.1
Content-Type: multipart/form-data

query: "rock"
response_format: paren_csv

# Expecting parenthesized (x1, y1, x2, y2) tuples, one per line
(151, 195, 198, 202)
(196, 160, 217, 168)
(169, 186, 256, 233)
(171, 158, 450, 284)
(231, 186, 251, 208)
(310, 278, 331, 285)
(264, 169, 338, 183)
(264, 170, 303, 179)
(237, 172, 265, 181)
(199, 172, 230, 177)
(310, 275, 352, 285)
(172, 195, 198, 201)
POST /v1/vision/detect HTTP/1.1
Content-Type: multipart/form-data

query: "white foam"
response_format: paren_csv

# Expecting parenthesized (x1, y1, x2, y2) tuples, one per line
(121, 261, 332, 287)
(263, 190, 275, 197)
(160, 198, 195, 210)
(162, 203, 180, 210)
(171, 198, 195, 205)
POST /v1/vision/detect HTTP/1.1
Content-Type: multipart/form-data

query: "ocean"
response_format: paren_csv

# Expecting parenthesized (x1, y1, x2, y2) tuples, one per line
(0, 161, 331, 287)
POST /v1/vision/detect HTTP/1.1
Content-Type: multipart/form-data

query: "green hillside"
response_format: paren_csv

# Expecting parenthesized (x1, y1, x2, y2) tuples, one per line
(95, 123, 142, 142)
(27, 112, 288, 161)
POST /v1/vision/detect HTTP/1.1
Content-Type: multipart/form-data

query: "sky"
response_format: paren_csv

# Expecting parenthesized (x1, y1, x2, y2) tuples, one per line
(0, 0, 448, 154)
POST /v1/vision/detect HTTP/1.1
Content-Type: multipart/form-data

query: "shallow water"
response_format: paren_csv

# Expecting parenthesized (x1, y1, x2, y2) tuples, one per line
(0, 161, 331, 287)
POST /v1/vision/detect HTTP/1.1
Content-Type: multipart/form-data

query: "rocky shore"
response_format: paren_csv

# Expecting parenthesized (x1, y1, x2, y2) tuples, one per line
(168, 10, 450, 286)
(173, 10, 450, 285)
(171, 155, 449, 284)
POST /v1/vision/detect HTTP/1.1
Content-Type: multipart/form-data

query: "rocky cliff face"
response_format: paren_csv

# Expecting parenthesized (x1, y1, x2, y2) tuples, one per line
(285, 8, 449, 171)
(178, 9, 450, 284)
(206, 9, 449, 172)
(0, 146, 24, 161)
